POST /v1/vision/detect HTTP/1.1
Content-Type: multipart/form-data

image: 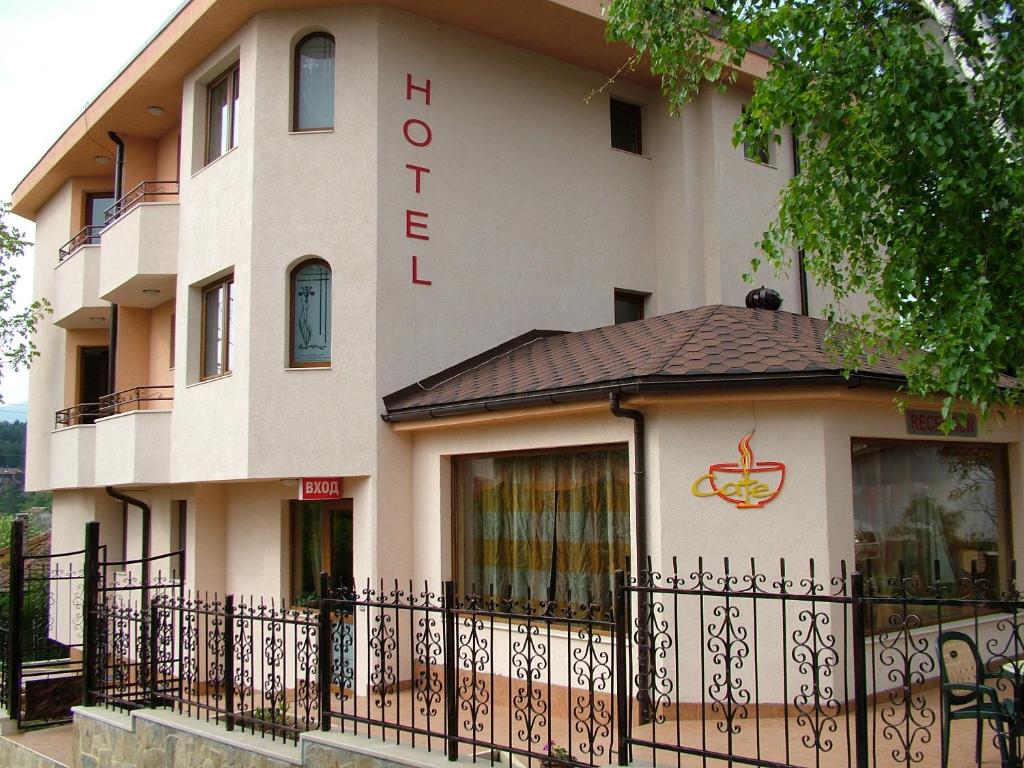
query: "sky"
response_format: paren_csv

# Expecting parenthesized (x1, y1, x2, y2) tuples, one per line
(0, 0, 185, 415)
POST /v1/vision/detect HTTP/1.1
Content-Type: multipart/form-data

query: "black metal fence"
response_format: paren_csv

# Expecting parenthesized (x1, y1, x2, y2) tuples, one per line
(10, 519, 1024, 767)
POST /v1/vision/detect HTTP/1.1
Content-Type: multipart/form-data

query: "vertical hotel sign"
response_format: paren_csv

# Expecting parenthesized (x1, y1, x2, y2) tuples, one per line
(690, 432, 786, 508)
(403, 73, 434, 285)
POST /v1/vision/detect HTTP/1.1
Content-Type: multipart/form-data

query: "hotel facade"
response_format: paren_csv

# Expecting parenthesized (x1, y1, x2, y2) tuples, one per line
(12, 0, 1024, 713)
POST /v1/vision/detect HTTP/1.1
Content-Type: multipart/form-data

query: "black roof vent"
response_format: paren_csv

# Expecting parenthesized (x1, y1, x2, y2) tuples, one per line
(745, 286, 783, 310)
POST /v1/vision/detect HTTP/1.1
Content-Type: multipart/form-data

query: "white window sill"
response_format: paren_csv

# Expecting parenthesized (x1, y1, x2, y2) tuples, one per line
(186, 371, 233, 388)
(285, 366, 332, 371)
(609, 146, 651, 160)
(288, 128, 334, 135)
(191, 145, 238, 178)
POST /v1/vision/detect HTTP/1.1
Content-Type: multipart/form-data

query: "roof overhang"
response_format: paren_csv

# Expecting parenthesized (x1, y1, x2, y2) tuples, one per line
(381, 370, 908, 423)
(11, 0, 771, 219)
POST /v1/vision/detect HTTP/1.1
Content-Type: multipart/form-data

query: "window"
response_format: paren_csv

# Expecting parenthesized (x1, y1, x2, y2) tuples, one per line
(614, 289, 648, 324)
(85, 192, 114, 241)
(742, 105, 774, 166)
(852, 440, 1010, 625)
(206, 63, 240, 164)
(201, 274, 234, 379)
(170, 500, 187, 577)
(610, 99, 642, 154)
(290, 259, 331, 367)
(291, 499, 353, 606)
(294, 33, 335, 131)
(454, 445, 630, 613)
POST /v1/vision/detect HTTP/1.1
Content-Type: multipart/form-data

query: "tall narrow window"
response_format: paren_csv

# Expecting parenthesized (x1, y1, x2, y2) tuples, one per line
(201, 274, 234, 379)
(290, 259, 331, 367)
(207, 63, 240, 164)
(294, 33, 335, 131)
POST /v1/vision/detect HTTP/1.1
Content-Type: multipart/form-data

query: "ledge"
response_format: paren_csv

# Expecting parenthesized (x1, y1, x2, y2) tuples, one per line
(301, 730, 468, 768)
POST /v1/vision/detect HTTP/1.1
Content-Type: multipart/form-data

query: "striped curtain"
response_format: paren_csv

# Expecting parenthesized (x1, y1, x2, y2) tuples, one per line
(459, 447, 630, 611)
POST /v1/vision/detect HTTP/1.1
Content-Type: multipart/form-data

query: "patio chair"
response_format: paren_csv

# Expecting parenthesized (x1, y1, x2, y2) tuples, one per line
(937, 630, 1020, 768)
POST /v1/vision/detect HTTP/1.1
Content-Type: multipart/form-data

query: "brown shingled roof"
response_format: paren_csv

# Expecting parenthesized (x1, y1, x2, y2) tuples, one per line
(383, 305, 908, 421)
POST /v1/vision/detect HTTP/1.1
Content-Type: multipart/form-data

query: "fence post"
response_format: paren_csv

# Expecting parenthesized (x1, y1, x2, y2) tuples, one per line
(224, 594, 235, 732)
(81, 521, 100, 707)
(7, 518, 25, 721)
(851, 572, 869, 768)
(318, 571, 331, 732)
(149, 600, 160, 708)
(443, 580, 458, 762)
(613, 569, 630, 766)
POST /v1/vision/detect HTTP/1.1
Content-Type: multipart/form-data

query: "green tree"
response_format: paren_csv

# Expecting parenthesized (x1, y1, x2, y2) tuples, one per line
(606, 0, 1023, 424)
(0, 202, 49, 400)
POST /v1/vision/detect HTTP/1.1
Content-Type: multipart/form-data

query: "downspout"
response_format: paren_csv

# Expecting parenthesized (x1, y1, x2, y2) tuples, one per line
(609, 391, 653, 722)
(792, 129, 809, 316)
(106, 132, 125, 395)
(105, 486, 151, 609)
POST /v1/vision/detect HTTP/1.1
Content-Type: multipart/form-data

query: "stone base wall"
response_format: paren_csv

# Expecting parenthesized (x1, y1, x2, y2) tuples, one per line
(0, 737, 68, 768)
(71, 708, 457, 768)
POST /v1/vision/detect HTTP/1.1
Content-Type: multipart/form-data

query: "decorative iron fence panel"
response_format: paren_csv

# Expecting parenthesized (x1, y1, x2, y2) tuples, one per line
(68, 537, 1024, 766)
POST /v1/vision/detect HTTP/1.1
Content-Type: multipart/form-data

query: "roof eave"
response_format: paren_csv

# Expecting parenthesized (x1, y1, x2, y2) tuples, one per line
(380, 371, 906, 423)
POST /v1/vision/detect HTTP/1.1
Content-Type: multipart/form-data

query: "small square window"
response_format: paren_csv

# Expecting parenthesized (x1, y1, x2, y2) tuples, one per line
(614, 289, 648, 324)
(610, 99, 642, 155)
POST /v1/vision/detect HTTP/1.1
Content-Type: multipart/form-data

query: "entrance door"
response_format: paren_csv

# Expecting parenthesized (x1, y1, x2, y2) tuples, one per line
(86, 192, 114, 241)
(78, 346, 109, 424)
(291, 499, 353, 605)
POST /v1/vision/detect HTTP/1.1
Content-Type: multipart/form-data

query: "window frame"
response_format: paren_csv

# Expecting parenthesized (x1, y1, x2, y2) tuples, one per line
(451, 442, 631, 612)
(205, 62, 240, 165)
(851, 437, 1013, 627)
(289, 258, 332, 368)
(614, 288, 649, 325)
(200, 274, 234, 381)
(609, 98, 643, 155)
(741, 104, 775, 167)
(292, 32, 336, 132)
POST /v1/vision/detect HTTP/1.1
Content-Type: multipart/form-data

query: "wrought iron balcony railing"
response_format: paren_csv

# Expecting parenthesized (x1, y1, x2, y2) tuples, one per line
(57, 225, 105, 263)
(55, 385, 173, 428)
(97, 384, 174, 416)
(54, 402, 103, 428)
(104, 180, 179, 225)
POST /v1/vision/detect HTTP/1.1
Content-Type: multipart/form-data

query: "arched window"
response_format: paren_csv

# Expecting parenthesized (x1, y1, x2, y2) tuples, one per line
(294, 33, 335, 131)
(290, 259, 331, 366)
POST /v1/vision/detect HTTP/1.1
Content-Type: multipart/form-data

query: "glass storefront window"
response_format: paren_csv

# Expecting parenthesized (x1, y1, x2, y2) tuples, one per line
(454, 445, 630, 614)
(852, 440, 1010, 624)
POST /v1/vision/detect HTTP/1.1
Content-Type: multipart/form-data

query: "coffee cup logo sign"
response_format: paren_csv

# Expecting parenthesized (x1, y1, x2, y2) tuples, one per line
(690, 432, 786, 509)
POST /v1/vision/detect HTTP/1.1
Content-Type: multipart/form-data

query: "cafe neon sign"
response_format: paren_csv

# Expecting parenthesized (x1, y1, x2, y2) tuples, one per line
(690, 431, 786, 509)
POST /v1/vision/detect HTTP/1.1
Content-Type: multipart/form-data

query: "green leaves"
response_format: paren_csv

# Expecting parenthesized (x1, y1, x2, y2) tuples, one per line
(607, 0, 1024, 427)
(0, 202, 50, 402)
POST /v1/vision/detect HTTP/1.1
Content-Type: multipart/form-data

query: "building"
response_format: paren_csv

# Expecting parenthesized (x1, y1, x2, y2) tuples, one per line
(11, 0, 1024, 732)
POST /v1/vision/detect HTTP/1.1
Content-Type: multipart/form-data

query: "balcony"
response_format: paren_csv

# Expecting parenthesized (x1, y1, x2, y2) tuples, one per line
(53, 227, 108, 329)
(99, 181, 179, 307)
(93, 385, 173, 486)
(49, 419, 95, 489)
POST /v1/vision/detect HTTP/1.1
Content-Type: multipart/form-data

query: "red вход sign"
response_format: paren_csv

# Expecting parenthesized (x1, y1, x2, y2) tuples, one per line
(299, 477, 343, 501)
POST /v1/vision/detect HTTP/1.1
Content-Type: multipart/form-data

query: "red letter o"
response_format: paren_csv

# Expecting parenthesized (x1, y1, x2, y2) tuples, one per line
(403, 118, 432, 147)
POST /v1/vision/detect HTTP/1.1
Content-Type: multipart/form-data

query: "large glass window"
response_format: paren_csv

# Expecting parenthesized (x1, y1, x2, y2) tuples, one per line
(294, 33, 336, 131)
(291, 500, 353, 606)
(853, 440, 1010, 621)
(454, 445, 630, 613)
(290, 259, 331, 367)
(207, 63, 240, 164)
(201, 274, 234, 379)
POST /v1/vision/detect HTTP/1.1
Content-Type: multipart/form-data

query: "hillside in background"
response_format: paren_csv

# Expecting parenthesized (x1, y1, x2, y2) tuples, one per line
(0, 421, 52, 537)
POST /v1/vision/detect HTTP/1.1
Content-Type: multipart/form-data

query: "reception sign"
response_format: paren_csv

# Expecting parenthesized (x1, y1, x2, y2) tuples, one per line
(691, 432, 786, 509)
(299, 477, 343, 501)
(905, 409, 978, 437)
